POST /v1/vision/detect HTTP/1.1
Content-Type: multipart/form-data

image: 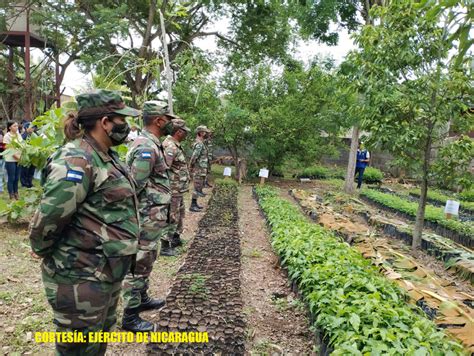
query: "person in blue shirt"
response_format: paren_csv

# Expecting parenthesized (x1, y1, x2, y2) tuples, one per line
(355, 142, 370, 189)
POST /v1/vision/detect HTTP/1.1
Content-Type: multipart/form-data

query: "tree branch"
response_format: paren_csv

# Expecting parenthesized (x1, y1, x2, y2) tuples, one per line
(195, 32, 240, 47)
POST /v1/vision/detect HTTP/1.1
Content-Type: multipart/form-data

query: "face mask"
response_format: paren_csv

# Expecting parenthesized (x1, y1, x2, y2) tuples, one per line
(108, 121, 130, 146)
(161, 120, 173, 136)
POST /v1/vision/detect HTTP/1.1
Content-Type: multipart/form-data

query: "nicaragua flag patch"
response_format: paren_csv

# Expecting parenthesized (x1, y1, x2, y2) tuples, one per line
(141, 151, 152, 159)
(65, 169, 84, 183)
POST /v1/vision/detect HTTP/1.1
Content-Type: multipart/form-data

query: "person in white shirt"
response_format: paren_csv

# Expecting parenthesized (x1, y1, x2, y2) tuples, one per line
(3, 121, 23, 199)
(127, 125, 139, 141)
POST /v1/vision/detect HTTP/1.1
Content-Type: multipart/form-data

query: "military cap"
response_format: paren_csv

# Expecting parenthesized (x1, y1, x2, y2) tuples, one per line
(142, 100, 179, 119)
(195, 125, 210, 134)
(76, 90, 139, 121)
(173, 118, 191, 132)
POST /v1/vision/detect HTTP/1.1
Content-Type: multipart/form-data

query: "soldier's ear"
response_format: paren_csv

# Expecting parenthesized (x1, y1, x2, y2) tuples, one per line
(99, 116, 112, 131)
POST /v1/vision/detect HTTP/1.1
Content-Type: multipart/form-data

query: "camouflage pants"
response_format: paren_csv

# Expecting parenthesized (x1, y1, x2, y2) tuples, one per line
(169, 194, 185, 237)
(42, 270, 121, 356)
(205, 164, 212, 184)
(122, 204, 169, 309)
(192, 175, 206, 199)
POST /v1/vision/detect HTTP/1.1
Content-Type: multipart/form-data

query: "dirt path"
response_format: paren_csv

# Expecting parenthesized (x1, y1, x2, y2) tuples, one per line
(239, 185, 316, 355)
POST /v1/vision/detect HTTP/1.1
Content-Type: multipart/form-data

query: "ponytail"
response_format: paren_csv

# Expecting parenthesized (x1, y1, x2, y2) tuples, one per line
(63, 113, 82, 141)
(63, 112, 100, 141)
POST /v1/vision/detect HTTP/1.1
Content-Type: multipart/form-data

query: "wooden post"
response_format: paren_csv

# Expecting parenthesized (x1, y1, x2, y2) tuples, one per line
(24, 8, 32, 121)
(260, 177, 266, 186)
(55, 50, 61, 108)
(159, 10, 173, 114)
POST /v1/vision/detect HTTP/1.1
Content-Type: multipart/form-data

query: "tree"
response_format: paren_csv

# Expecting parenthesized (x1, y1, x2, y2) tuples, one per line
(290, 0, 382, 193)
(352, 1, 473, 249)
(213, 58, 345, 180)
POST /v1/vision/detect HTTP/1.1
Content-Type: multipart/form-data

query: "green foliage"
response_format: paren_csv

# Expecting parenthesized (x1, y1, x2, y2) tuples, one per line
(298, 165, 346, 180)
(363, 167, 383, 184)
(1, 188, 42, 224)
(290, 0, 363, 45)
(215, 178, 238, 188)
(0, 103, 76, 224)
(409, 189, 474, 214)
(351, 2, 472, 180)
(299, 165, 331, 179)
(214, 179, 239, 197)
(431, 136, 474, 191)
(459, 189, 474, 203)
(213, 58, 349, 175)
(255, 186, 464, 354)
(361, 189, 474, 239)
(3, 104, 74, 170)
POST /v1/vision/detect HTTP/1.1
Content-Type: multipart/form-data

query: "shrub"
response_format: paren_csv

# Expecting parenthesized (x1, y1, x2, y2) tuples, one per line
(363, 167, 384, 184)
(255, 186, 464, 354)
(299, 165, 331, 179)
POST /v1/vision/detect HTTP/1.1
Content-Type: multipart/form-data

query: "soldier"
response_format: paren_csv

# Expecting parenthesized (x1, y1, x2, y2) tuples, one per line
(121, 100, 176, 332)
(29, 90, 140, 355)
(189, 125, 210, 212)
(205, 130, 213, 188)
(163, 118, 191, 249)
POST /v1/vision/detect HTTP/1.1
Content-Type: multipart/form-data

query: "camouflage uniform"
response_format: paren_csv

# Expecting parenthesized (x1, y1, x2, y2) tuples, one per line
(190, 126, 209, 199)
(29, 90, 140, 356)
(205, 138, 213, 187)
(163, 119, 191, 241)
(122, 102, 173, 311)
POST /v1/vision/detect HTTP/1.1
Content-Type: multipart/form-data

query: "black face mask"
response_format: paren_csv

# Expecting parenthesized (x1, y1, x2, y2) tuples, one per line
(160, 119, 173, 136)
(108, 120, 130, 146)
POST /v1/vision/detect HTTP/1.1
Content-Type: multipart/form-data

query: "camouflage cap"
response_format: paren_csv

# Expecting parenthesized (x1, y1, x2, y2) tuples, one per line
(172, 118, 191, 133)
(142, 100, 179, 119)
(76, 90, 140, 121)
(195, 125, 210, 134)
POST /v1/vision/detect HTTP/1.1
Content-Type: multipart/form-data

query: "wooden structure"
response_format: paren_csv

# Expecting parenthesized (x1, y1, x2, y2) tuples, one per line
(0, 1, 59, 121)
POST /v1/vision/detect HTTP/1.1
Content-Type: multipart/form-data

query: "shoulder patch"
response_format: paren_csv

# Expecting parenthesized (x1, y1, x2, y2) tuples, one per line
(141, 151, 152, 159)
(65, 169, 84, 183)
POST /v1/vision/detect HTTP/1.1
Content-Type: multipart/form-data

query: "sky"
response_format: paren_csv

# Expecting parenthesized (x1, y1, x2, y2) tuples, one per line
(60, 21, 356, 97)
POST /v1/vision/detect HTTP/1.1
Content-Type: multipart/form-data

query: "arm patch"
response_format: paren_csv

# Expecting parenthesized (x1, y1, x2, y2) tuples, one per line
(141, 151, 152, 159)
(65, 169, 84, 183)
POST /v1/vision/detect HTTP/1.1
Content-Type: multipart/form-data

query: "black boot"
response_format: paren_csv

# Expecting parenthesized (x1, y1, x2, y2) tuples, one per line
(160, 239, 176, 256)
(137, 291, 165, 312)
(171, 232, 183, 248)
(189, 198, 203, 212)
(122, 308, 154, 332)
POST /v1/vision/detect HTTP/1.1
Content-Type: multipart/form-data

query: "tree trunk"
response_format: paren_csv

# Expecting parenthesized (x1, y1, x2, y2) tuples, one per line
(412, 131, 433, 250)
(412, 173, 428, 250)
(228, 145, 240, 181)
(6, 47, 15, 120)
(344, 126, 359, 194)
